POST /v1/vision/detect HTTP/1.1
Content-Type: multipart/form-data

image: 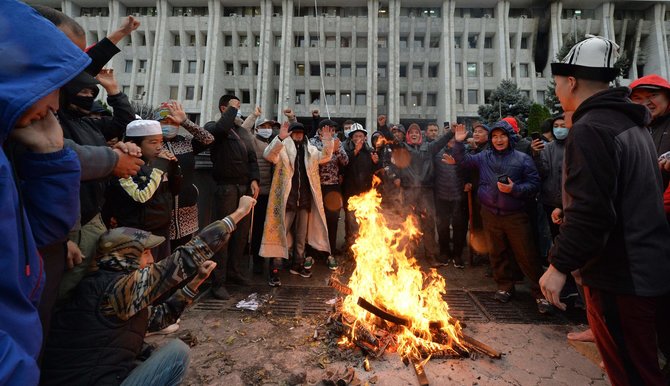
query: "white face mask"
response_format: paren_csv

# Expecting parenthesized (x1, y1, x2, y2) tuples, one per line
(162, 125, 179, 139)
(257, 128, 273, 139)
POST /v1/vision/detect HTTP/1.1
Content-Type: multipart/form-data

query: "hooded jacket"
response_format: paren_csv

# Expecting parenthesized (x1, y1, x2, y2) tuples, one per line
(399, 127, 453, 188)
(535, 136, 566, 208)
(0, 2, 89, 384)
(549, 87, 670, 296)
(453, 121, 540, 215)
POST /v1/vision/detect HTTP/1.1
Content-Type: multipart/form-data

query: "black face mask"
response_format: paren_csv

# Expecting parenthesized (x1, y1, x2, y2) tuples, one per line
(69, 95, 95, 112)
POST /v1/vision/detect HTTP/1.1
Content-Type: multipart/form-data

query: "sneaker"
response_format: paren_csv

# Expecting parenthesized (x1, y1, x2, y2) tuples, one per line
(493, 290, 513, 303)
(536, 299, 553, 314)
(303, 256, 314, 270)
(290, 266, 312, 278)
(453, 259, 465, 269)
(268, 269, 282, 287)
(327, 255, 339, 270)
(146, 322, 180, 337)
(211, 286, 231, 300)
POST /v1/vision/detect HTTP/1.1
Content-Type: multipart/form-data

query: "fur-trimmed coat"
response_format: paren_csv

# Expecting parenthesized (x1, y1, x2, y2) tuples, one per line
(260, 136, 334, 258)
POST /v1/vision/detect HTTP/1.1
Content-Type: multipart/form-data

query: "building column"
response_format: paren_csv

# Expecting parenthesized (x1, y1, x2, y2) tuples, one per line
(438, 0, 455, 126)
(548, 1, 563, 68)
(645, 3, 669, 79)
(388, 0, 400, 124)
(366, 0, 379, 130)
(201, 0, 222, 120)
(496, 0, 511, 79)
(278, 0, 294, 113)
(146, 0, 167, 106)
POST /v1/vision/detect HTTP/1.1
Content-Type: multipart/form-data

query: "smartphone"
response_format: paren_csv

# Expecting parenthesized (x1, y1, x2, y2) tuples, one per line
(497, 174, 509, 184)
(531, 132, 542, 141)
(659, 151, 670, 162)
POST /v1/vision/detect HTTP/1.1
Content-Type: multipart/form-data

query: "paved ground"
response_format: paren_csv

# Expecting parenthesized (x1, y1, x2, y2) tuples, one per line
(147, 259, 609, 385)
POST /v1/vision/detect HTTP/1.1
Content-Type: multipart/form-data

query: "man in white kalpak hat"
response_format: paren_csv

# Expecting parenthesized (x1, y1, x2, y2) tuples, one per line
(540, 35, 670, 385)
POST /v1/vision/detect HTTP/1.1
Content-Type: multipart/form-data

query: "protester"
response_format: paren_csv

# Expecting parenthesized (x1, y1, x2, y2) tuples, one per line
(465, 123, 491, 266)
(452, 121, 551, 314)
(0, 1, 90, 382)
(205, 94, 260, 299)
(154, 101, 214, 250)
(261, 121, 334, 285)
(41, 197, 256, 386)
(629, 74, 670, 190)
(424, 122, 439, 143)
(434, 136, 470, 268)
(376, 114, 393, 140)
(540, 36, 670, 385)
(103, 120, 182, 261)
(310, 119, 348, 270)
(342, 124, 380, 251)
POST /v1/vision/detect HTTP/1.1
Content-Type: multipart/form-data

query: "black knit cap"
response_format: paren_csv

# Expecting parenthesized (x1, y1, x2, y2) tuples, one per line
(288, 122, 305, 132)
(318, 119, 338, 129)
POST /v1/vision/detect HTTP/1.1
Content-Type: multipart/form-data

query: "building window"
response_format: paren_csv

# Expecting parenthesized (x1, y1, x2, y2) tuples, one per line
(135, 85, 145, 97)
(187, 60, 197, 74)
(378, 65, 387, 78)
(122, 85, 130, 95)
(340, 37, 350, 47)
(356, 64, 367, 77)
(295, 63, 305, 76)
(412, 65, 423, 78)
(184, 86, 194, 100)
(468, 34, 478, 49)
(171, 60, 180, 73)
(274, 63, 281, 76)
(355, 93, 366, 105)
(467, 62, 477, 77)
(296, 91, 305, 104)
(239, 35, 248, 47)
(536, 90, 545, 102)
(356, 37, 367, 48)
(326, 36, 336, 48)
(274, 35, 282, 47)
(138, 60, 147, 72)
(377, 93, 386, 106)
(520, 90, 530, 98)
(455, 89, 463, 104)
(325, 64, 336, 77)
(340, 92, 351, 105)
(201, 33, 208, 46)
(199, 86, 203, 100)
(378, 36, 387, 48)
(520, 37, 528, 49)
(309, 35, 319, 47)
(520, 63, 529, 77)
(484, 37, 493, 48)
(454, 35, 461, 48)
(310, 91, 320, 104)
(137, 32, 147, 46)
(399, 65, 407, 77)
(224, 62, 234, 75)
(429, 36, 440, 48)
(241, 63, 250, 75)
(173, 7, 209, 17)
(241, 90, 251, 103)
(413, 37, 424, 49)
(125, 60, 133, 73)
(455, 62, 462, 77)
(224, 34, 232, 46)
(399, 36, 408, 49)
(310, 63, 320, 76)
(80, 7, 109, 17)
(428, 65, 438, 78)
(126, 7, 157, 16)
(169, 87, 179, 100)
(325, 92, 336, 105)
(411, 93, 421, 107)
(295, 34, 305, 47)
(255, 36, 261, 47)
(399, 93, 406, 106)
(427, 93, 437, 106)
(484, 62, 493, 77)
(340, 65, 351, 77)
(484, 89, 493, 103)
(467, 89, 478, 104)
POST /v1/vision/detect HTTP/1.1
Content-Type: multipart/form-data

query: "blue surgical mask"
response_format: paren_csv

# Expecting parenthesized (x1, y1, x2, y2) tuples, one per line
(162, 124, 179, 139)
(236, 111, 243, 119)
(553, 127, 569, 140)
(257, 128, 273, 139)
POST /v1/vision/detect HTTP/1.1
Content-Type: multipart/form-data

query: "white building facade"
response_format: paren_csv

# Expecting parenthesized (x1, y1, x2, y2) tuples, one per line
(27, 0, 670, 128)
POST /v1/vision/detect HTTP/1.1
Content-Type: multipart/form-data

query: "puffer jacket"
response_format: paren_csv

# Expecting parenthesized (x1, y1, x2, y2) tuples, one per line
(434, 147, 467, 201)
(452, 121, 540, 215)
(399, 132, 452, 188)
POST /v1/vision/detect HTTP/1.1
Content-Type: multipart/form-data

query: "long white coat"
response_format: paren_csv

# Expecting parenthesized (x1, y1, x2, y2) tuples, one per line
(259, 135, 334, 259)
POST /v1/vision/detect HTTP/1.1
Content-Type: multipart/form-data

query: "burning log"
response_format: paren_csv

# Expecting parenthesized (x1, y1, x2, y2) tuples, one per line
(357, 297, 409, 326)
(461, 334, 502, 359)
(411, 360, 430, 386)
(328, 277, 352, 295)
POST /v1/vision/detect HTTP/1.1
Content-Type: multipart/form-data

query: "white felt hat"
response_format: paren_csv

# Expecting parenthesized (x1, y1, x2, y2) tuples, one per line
(126, 119, 162, 137)
(551, 35, 619, 82)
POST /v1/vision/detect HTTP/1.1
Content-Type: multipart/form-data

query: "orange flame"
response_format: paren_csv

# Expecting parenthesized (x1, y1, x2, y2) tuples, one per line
(341, 176, 463, 360)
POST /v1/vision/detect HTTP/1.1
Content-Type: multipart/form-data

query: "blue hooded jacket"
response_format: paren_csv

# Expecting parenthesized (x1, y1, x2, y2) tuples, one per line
(453, 120, 540, 215)
(0, 2, 90, 384)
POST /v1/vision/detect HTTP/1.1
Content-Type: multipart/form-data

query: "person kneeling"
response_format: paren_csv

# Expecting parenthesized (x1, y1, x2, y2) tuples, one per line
(40, 197, 256, 386)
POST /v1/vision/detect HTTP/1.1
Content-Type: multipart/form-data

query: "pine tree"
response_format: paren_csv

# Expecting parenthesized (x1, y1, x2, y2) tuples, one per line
(477, 79, 532, 125)
(527, 103, 552, 134)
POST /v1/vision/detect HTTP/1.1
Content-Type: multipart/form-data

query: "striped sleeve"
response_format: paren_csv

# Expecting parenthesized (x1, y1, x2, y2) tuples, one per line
(119, 168, 165, 203)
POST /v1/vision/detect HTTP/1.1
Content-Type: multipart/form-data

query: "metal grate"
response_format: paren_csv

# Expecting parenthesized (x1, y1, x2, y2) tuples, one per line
(468, 290, 585, 324)
(267, 286, 336, 317)
(443, 290, 489, 323)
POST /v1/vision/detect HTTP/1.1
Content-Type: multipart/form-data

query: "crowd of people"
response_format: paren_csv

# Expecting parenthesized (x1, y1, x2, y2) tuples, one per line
(2, 1, 670, 385)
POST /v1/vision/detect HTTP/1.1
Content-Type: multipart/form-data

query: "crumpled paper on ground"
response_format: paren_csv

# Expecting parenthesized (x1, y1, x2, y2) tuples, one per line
(235, 292, 270, 311)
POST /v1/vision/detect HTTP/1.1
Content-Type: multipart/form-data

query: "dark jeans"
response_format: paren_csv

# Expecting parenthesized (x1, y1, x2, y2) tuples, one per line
(38, 241, 67, 363)
(321, 184, 341, 254)
(212, 183, 251, 286)
(435, 198, 467, 260)
(480, 209, 542, 299)
(585, 287, 670, 386)
(121, 339, 190, 386)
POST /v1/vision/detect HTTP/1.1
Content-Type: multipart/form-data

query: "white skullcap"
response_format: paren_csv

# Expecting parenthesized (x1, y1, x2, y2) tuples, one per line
(551, 35, 619, 82)
(126, 120, 162, 137)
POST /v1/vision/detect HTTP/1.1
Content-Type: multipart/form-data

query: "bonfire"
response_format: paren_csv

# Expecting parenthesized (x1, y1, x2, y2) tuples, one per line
(328, 177, 499, 383)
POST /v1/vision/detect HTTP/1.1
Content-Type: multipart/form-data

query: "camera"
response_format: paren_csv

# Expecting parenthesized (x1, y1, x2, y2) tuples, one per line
(497, 174, 510, 184)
